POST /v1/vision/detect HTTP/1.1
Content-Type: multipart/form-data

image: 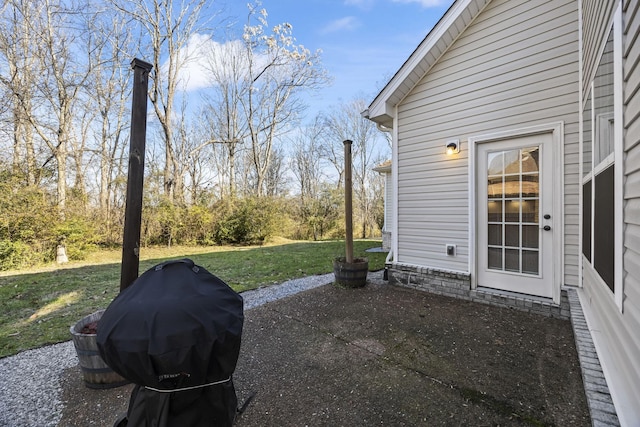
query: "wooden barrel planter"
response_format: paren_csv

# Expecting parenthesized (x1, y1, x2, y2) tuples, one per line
(333, 257, 369, 288)
(70, 310, 129, 389)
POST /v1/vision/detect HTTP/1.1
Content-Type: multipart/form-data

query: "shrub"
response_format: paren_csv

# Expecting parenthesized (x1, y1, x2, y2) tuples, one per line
(0, 170, 60, 267)
(54, 216, 100, 260)
(156, 199, 182, 247)
(213, 196, 287, 245)
(141, 196, 184, 247)
(0, 240, 32, 271)
(292, 186, 343, 241)
(0, 180, 57, 245)
(182, 205, 215, 245)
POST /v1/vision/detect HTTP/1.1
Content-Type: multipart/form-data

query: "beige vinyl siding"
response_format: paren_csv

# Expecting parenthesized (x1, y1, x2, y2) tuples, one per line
(564, 120, 581, 281)
(581, 263, 640, 424)
(384, 172, 393, 232)
(579, 0, 640, 423)
(622, 0, 640, 421)
(582, 0, 617, 101)
(394, 0, 579, 278)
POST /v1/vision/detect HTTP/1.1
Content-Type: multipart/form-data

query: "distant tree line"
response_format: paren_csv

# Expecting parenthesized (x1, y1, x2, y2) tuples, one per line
(0, 0, 388, 270)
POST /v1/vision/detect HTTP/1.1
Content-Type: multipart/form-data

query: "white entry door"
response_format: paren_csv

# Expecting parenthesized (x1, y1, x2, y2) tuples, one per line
(476, 133, 554, 298)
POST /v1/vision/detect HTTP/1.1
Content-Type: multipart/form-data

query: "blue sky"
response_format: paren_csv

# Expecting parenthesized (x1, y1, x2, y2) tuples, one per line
(219, 0, 455, 120)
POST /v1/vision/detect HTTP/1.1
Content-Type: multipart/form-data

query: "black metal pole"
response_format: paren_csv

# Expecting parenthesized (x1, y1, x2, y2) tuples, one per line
(120, 58, 153, 291)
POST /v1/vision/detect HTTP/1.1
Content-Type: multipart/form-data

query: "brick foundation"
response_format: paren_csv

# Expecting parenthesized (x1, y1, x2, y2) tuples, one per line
(387, 263, 569, 319)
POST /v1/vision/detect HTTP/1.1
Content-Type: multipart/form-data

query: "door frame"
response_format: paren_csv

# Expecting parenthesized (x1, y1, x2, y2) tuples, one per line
(468, 122, 564, 304)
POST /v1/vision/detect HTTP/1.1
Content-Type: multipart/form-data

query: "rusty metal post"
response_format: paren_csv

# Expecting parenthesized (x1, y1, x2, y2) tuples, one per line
(120, 58, 153, 291)
(343, 139, 354, 264)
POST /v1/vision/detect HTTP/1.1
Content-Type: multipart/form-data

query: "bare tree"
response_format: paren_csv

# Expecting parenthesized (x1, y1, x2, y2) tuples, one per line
(84, 6, 138, 231)
(263, 145, 287, 197)
(240, 2, 329, 196)
(290, 117, 325, 201)
(290, 117, 334, 239)
(41, 0, 90, 214)
(321, 97, 388, 238)
(185, 120, 216, 204)
(200, 113, 237, 199)
(111, 0, 208, 203)
(0, 0, 41, 186)
(199, 2, 329, 198)
(0, 0, 94, 216)
(200, 39, 249, 198)
(172, 94, 208, 205)
(1, 0, 137, 221)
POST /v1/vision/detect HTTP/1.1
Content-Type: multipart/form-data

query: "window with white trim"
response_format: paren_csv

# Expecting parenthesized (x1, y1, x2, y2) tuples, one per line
(582, 27, 615, 292)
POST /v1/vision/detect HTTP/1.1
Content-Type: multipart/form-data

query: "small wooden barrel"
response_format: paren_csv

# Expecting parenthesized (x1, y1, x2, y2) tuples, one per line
(70, 310, 129, 389)
(333, 258, 369, 288)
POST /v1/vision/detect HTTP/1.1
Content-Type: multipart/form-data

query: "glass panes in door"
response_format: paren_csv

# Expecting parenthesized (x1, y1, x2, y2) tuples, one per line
(486, 147, 540, 275)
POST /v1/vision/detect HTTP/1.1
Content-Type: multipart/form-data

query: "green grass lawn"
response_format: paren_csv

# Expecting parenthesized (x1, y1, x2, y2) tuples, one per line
(0, 239, 386, 358)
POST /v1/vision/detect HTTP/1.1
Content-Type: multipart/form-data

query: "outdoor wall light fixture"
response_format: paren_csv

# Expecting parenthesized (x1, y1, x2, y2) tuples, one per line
(446, 140, 460, 155)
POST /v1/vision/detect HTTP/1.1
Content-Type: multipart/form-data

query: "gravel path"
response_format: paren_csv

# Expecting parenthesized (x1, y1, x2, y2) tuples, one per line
(0, 272, 339, 427)
(241, 272, 334, 310)
(0, 341, 77, 427)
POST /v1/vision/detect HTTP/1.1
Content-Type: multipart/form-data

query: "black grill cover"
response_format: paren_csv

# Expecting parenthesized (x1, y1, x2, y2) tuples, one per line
(97, 258, 243, 426)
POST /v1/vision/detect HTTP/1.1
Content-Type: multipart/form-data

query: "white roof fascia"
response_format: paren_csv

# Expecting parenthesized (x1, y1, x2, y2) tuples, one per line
(366, 0, 491, 126)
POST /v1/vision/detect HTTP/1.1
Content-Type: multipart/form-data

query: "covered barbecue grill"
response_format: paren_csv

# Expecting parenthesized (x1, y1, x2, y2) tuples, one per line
(97, 259, 244, 426)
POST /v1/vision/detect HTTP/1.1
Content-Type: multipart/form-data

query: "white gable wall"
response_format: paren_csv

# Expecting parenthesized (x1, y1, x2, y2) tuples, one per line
(394, 0, 580, 283)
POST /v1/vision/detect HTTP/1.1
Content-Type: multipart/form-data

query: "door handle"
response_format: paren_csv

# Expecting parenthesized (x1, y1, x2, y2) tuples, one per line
(544, 214, 551, 220)
(543, 225, 551, 231)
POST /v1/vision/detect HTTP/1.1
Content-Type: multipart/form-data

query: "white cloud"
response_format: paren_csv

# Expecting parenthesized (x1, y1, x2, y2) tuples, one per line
(166, 33, 216, 92)
(166, 35, 250, 92)
(320, 16, 361, 34)
(391, 0, 447, 7)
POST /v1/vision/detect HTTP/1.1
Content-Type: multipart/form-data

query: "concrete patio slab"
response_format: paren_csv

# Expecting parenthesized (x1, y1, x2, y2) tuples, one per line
(57, 278, 590, 426)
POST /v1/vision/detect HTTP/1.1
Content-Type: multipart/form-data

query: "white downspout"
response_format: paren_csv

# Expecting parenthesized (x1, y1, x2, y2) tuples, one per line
(385, 249, 393, 264)
(362, 109, 397, 275)
(376, 118, 396, 268)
